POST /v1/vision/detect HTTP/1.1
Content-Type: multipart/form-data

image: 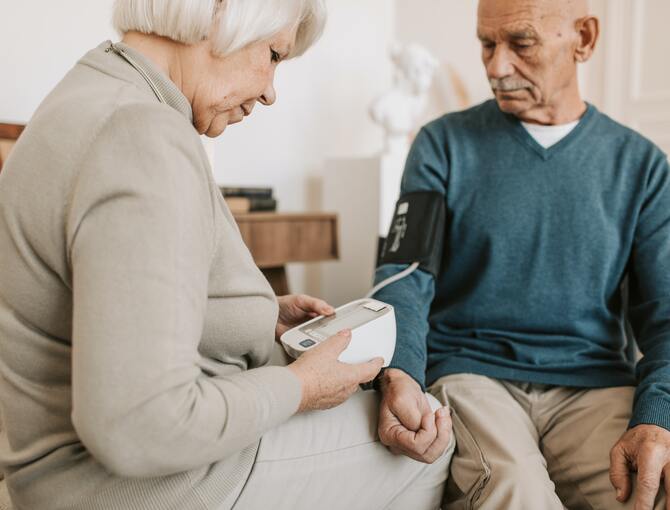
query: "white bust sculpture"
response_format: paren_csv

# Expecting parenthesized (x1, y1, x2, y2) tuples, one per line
(370, 43, 439, 155)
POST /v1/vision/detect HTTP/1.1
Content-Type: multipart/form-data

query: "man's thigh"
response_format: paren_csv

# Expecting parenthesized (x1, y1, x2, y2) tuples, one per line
(430, 374, 564, 510)
(232, 389, 453, 510)
(541, 385, 666, 510)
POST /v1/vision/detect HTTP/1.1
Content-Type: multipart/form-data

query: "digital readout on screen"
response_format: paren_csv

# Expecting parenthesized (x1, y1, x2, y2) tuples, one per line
(300, 303, 383, 339)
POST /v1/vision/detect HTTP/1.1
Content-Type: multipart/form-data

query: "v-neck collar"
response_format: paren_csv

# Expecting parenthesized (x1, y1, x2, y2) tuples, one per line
(498, 102, 596, 161)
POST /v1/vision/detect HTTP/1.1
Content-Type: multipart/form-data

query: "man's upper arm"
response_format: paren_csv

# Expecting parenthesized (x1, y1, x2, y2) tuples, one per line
(373, 123, 450, 389)
(628, 151, 670, 431)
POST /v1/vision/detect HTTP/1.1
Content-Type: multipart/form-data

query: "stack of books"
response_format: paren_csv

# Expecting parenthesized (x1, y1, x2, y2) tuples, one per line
(221, 186, 277, 214)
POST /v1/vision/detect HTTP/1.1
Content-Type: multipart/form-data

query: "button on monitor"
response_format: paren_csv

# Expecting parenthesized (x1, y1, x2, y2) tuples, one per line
(299, 339, 316, 348)
(364, 302, 387, 312)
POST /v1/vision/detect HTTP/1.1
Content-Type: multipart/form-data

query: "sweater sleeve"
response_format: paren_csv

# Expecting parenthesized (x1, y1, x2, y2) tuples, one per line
(67, 104, 301, 478)
(628, 151, 670, 432)
(372, 125, 449, 390)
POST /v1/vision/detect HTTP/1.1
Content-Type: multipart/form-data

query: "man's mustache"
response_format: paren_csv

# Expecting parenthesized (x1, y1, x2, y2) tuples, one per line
(489, 78, 533, 92)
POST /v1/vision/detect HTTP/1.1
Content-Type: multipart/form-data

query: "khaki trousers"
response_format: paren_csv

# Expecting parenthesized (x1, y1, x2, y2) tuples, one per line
(430, 373, 666, 510)
(226, 345, 454, 510)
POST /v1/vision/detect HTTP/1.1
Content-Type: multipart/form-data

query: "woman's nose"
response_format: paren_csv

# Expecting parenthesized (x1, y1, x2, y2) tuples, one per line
(259, 83, 277, 106)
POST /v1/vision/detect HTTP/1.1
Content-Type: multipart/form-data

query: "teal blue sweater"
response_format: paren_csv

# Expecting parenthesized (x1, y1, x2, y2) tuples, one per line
(373, 100, 670, 431)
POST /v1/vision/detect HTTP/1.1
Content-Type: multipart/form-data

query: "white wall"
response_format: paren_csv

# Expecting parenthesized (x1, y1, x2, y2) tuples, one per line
(584, 0, 670, 154)
(0, 1, 117, 122)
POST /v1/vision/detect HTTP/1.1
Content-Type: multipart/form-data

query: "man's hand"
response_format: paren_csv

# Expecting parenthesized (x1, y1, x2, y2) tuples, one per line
(377, 368, 452, 463)
(610, 424, 670, 510)
(275, 294, 334, 340)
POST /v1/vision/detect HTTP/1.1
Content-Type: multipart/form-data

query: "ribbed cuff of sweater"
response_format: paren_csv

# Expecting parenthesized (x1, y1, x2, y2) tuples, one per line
(372, 361, 427, 392)
(629, 398, 670, 432)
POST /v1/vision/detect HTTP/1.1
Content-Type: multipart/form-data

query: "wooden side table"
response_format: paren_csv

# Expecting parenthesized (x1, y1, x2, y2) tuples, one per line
(0, 123, 25, 173)
(234, 212, 339, 295)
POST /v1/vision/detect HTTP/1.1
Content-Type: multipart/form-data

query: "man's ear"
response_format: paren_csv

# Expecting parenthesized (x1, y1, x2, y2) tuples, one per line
(574, 15, 600, 63)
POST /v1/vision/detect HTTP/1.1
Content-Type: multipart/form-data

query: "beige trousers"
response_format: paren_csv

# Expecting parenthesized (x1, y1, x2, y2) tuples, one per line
(226, 345, 454, 510)
(430, 373, 666, 510)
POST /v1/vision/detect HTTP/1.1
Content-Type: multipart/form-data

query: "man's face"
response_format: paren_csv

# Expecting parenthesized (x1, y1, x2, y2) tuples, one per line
(477, 0, 580, 119)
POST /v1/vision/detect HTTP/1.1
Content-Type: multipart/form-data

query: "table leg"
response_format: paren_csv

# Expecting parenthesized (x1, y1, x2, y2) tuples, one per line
(262, 266, 290, 296)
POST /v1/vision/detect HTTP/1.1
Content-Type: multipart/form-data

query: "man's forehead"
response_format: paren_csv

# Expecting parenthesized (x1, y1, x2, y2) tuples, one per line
(479, 0, 545, 19)
(478, 0, 588, 25)
(477, 0, 573, 38)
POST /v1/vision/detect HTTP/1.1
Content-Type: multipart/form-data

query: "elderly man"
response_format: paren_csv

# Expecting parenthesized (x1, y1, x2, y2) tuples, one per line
(372, 0, 670, 508)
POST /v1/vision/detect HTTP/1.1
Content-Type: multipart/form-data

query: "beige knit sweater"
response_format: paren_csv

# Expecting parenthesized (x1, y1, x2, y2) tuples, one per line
(0, 41, 301, 510)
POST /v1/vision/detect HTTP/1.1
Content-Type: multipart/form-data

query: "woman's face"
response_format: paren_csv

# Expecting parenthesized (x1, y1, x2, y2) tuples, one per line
(189, 27, 298, 137)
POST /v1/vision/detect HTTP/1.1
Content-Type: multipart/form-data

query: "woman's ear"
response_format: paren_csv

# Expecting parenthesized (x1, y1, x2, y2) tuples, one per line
(574, 15, 599, 63)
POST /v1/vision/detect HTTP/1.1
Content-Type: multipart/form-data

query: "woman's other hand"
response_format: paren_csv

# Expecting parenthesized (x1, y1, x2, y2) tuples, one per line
(288, 330, 384, 412)
(275, 294, 335, 339)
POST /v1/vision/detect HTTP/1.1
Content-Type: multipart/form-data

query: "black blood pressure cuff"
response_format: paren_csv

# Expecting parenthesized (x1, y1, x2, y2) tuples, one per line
(378, 191, 446, 278)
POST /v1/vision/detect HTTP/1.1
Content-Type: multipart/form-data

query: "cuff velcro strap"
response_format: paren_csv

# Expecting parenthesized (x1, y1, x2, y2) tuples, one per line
(378, 191, 446, 278)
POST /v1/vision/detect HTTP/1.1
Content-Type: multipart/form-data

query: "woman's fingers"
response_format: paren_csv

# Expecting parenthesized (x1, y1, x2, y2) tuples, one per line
(319, 332, 382, 382)
(319, 329, 352, 356)
(295, 294, 335, 316)
(354, 357, 384, 384)
(289, 328, 384, 413)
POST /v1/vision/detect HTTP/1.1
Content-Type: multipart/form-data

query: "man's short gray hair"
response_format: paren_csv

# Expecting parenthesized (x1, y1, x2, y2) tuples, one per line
(112, 0, 326, 58)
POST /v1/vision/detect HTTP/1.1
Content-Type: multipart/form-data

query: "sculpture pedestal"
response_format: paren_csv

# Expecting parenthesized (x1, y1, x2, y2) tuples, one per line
(321, 154, 407, 306)
(378, 144, 409, 237)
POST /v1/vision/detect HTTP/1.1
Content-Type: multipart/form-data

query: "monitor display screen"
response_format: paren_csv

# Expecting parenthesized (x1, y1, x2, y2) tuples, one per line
(300, 302, 384, 339)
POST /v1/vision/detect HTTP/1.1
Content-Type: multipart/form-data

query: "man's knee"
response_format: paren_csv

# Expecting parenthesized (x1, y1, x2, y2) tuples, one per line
(446, 460, 560, 509)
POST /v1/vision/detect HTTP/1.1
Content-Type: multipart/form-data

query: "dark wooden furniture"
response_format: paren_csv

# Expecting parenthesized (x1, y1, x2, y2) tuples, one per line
(234, 212, 339, 295)
(0, 123, 25, 172)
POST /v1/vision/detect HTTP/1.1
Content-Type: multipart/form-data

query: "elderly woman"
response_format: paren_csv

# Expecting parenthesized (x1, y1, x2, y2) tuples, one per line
(0, 1, 454, 509)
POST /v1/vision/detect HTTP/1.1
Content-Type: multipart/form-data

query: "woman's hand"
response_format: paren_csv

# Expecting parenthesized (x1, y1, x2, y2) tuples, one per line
(288, 330, 384, 412)
(275, 294, 335, 340)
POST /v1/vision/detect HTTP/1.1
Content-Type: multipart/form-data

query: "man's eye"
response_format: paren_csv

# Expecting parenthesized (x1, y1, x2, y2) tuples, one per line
(271, 49, 281, 63)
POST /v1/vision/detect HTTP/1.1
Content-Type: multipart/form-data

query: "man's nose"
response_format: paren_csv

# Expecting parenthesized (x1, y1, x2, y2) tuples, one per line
(486, 45, 515, 79)
(259, 82, 276, 106)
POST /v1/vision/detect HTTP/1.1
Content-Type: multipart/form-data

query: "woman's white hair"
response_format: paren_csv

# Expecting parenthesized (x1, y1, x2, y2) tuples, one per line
(113, 0, 326, 58)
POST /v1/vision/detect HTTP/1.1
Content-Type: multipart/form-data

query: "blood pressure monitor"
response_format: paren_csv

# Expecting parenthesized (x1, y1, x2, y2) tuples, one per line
(281, 192, 445, 367)
(280, 299, 396, 366)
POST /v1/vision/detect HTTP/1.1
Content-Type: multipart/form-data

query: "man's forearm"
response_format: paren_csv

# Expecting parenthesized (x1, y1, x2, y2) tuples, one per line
(372, 263, 435, 390)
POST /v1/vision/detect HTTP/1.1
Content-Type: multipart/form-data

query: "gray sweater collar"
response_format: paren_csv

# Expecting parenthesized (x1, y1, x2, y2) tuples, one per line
(105, 40, 194, 123)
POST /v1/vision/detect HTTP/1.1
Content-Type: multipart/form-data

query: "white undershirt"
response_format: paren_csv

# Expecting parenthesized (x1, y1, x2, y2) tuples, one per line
(521, 120, 580, 149)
